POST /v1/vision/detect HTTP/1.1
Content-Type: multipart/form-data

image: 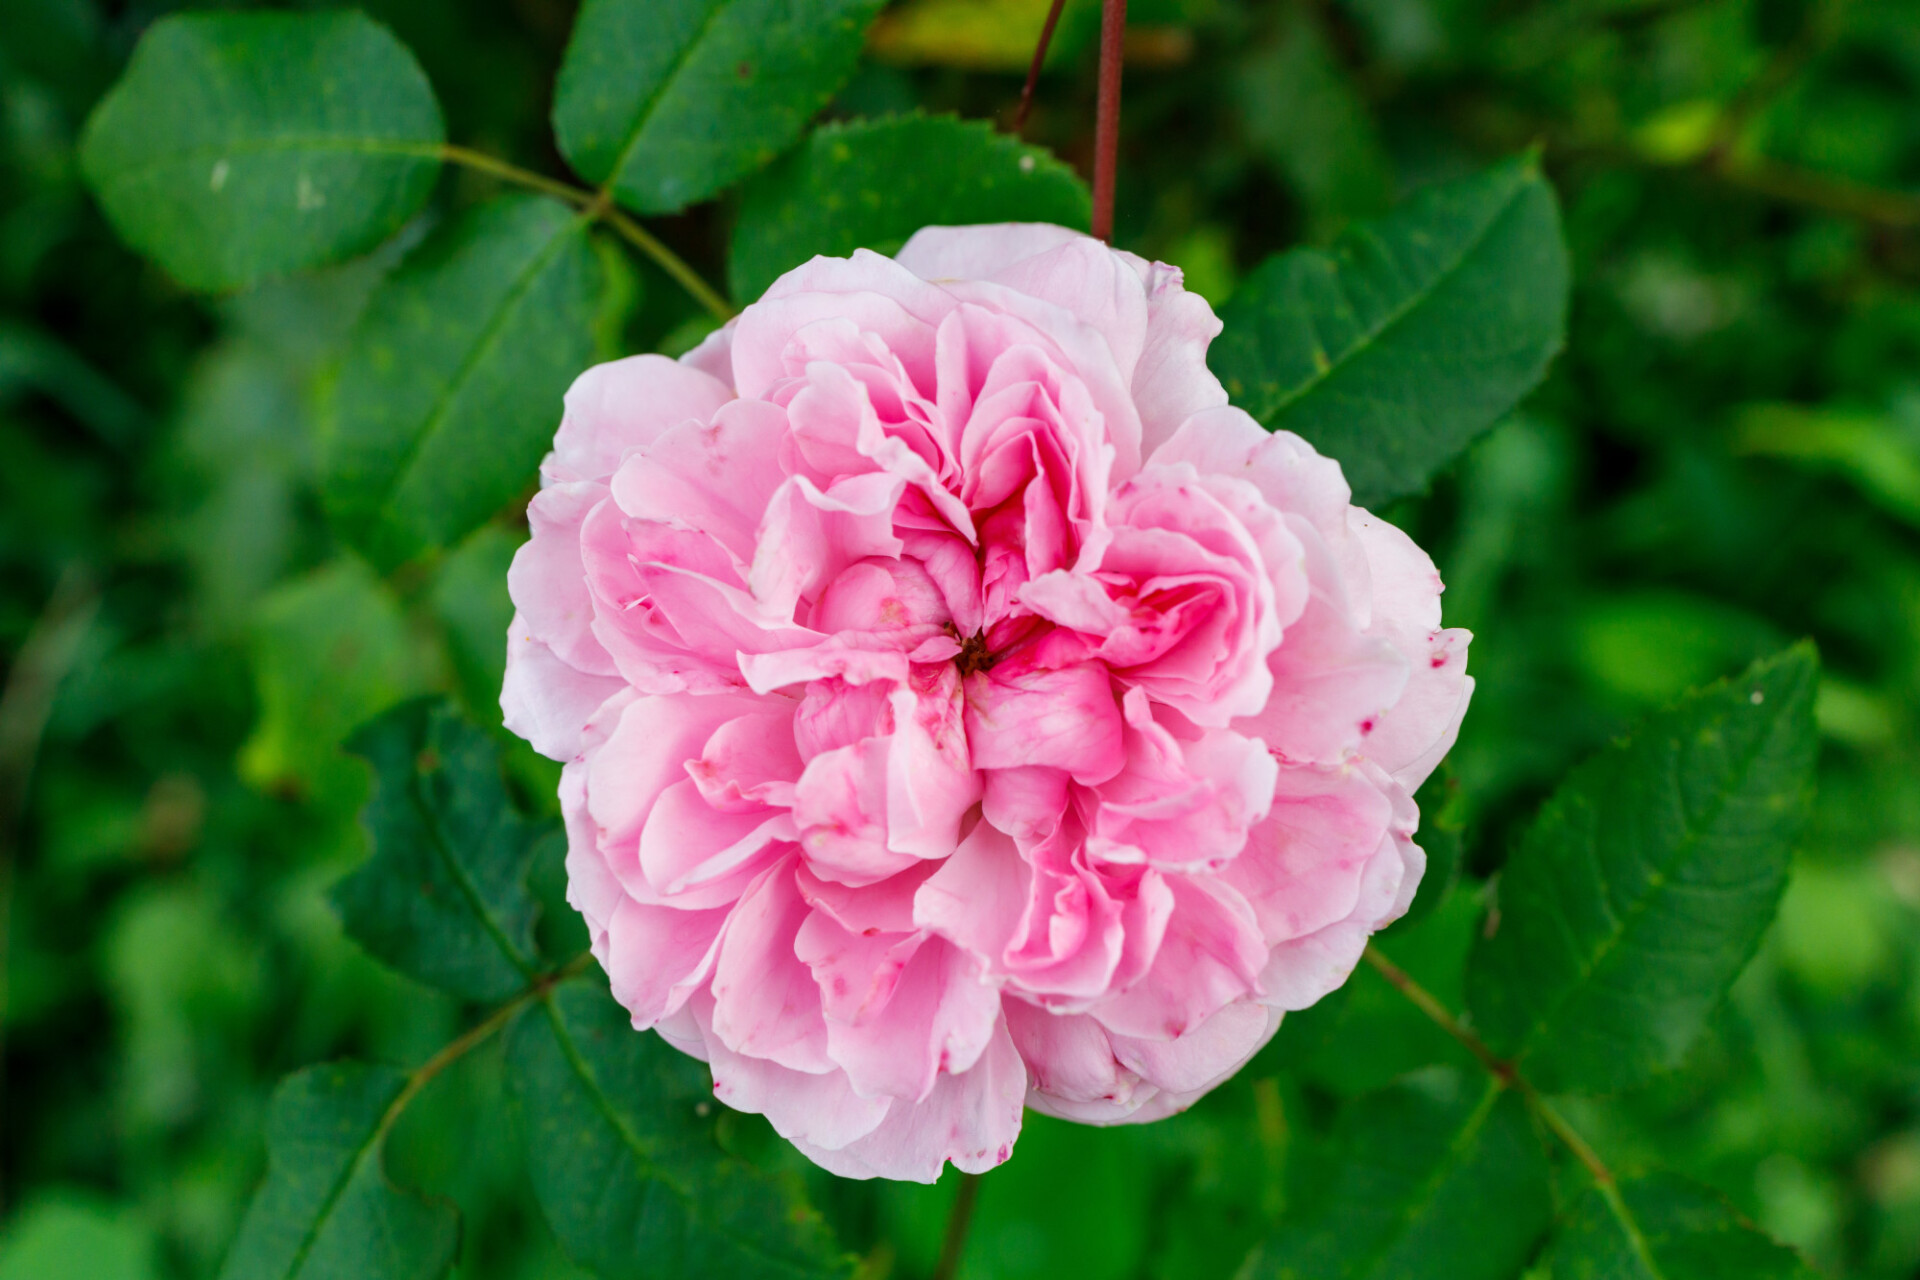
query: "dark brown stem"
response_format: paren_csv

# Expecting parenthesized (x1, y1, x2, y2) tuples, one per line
(1091, 0, 1128, 241)
(1013, 0, 1070, 134)
(932, 1172, 983, 1280)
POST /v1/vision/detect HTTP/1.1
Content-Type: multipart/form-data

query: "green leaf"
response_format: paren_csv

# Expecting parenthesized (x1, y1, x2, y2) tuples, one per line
(507, 977, 852, 1280)
(1240, 1071, 1550, 1280)
(322, 194, 605, 570)
(427, 523, 522, 717)
(1209, 155, 1568, 508)
(336, 699, 544, 1003)
(553, 0, 885, 216)
(1397, 762, 1465, 928)
(1543, 1173, 1818, 1279)
(218, 1063, 458, 1280)
(79, 11, 443, 291)
(0, 1197, 159, 1280)
(729, 114, 1092, 303)
(237, 559, 440, 812)
(1465, 643, 1820, 1094)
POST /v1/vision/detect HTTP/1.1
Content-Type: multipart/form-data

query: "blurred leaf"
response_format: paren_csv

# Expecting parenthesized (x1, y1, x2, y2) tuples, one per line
(507, 977, 853, 1280)
(1572, 590, 1787, 707)
(0, 1196, 159, 1280)
(335, 699, 544, 1003)
(78, 11, 443, 291)
(427, 523, 521, 717)
(730, 114, 1090, 302)
(1211, 154, 1568, 508)
(238, 559, 439, 809)
(1237, 12, 1391, 238)
(1242, 1072, 1550, 1280)
(1400, 764, 1465, 927)
(218, 1063, 458, 1280)
(1466, 644, 1820, 1095)
(553, 0, 884, 216)
(868, 0, 1100, 70)
(321, 194, 604, 570)
(1734, 401, 1920, 529)
(1543, 1172, 1818, 1279)
(955, 1116, 1153, 1280)
(0, 321, 148, 448)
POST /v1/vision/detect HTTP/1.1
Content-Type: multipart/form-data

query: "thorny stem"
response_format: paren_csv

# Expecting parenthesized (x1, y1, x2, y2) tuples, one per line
(0, 566, 99, 1212)
(1091, 0, 1128, 241)
(1013, 0, 1070, 134)
(373, 952, 595, 1147)
(1362, 945, 1616, 1189)
(438, 144, 736, 322)
(931, 1172, 983, 1280)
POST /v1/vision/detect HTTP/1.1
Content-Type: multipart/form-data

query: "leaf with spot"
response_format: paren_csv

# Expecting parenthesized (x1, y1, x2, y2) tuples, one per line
(217, 1063, 457, 1280)
(1542, 1173, 1818, 1279)
(1465, 643, 1820, 1095)
(729, 113, 1091, 302)
(1209, 154, 1568, 508)
(321, 193, 607, 570)
(553, 0, 885, 216)
(335, 698, 546, 1003)
(79, 11, 443, 291)
(1239, 1070, 1550, 1280)
(507, 977, 853, 1279)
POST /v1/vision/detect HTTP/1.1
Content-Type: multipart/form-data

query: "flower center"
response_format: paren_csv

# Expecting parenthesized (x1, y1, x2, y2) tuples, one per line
(954, 629, 997, 678)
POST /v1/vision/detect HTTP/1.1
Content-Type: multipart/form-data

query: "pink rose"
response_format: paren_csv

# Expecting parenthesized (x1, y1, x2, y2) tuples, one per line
(503, 224, 1472, 1182)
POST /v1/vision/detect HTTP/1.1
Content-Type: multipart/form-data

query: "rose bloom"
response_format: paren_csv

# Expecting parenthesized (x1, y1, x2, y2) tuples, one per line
(502, 224, 1470, 1182)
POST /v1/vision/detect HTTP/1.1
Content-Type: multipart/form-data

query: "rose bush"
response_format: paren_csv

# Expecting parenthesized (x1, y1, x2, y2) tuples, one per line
(502, 223, 1471, 1182)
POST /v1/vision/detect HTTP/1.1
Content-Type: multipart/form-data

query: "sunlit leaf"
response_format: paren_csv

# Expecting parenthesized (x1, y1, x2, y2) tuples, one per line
(553, 0, 884, 215)
(322, 194, 604, 570)
(335, 699, 545, 1003)
(1466, 644, 1820, 1094)
(507, 977, 853, 1280)
(79, 11, 442, 291)
(218, 1064, 457, 1280)
(1543, 1172, 1818, 1279)
(1241, 1071, 1551, 1280)
(1210, 155, 1568, 507)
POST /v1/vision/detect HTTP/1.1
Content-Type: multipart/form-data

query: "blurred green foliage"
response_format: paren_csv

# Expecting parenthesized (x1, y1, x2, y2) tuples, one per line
(3, 0, 1920, 1276)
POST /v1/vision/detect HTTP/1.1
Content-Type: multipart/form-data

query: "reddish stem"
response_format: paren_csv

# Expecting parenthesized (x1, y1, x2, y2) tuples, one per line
(1091, 0, 1127, 241)
(1014, 0, 1069, 134)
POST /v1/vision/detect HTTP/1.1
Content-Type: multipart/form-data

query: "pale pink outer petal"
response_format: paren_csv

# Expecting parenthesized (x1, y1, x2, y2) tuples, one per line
(894, 223, 1088, 282)
(699, 990, 894, 1150)
(1124, 257, 1229, 460)
(509, 481, 616, 676)
(500, 618, 624, 762)
(603, 898, 730, 1028)
(1346, 511, 1475, 791)
(1256, 792, 1422, 1012)
(680, 323, 737, 390)
(794, 1018, 1027, 1183)
(547, 354, 734, 484)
